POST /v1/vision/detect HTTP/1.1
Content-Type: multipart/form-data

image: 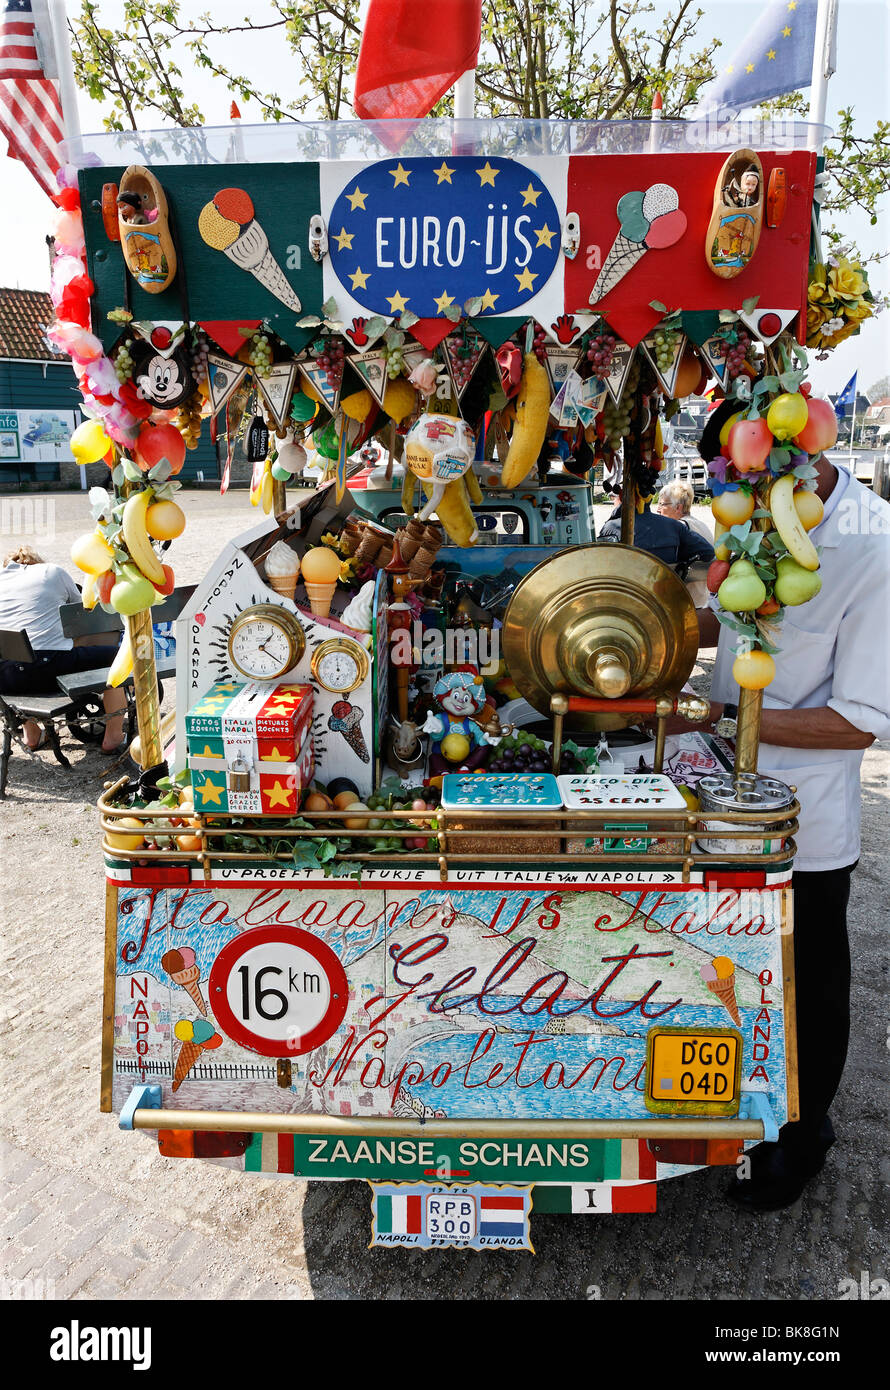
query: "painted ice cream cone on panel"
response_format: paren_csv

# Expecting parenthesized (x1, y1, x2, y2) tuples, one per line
(590, 183, 687, 303)
(700, 956, 741, 1026)
(198, 189, 301, 312)
(162, 947, 208, 1016)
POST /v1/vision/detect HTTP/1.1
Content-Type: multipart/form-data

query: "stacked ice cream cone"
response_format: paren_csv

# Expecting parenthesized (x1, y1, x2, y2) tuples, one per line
(198, 188, 302, 313)
(700, 956, 741, 1026)
(162, 947, 207, 1015)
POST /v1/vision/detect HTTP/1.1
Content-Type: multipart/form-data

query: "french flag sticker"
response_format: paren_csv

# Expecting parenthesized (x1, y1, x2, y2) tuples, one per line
(479, 1194, 527, 1237)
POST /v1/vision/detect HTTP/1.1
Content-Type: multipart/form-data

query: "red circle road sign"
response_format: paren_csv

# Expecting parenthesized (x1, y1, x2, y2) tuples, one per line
(209, 926, 348, 1058)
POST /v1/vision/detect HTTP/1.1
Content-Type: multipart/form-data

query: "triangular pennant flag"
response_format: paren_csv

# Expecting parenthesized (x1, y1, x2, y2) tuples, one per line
(471, 316, 528, 350)
(441, 331, 489, 401)
(640, 330, 687, 396)
(200, 320, 261, 357)
(698, 334, 730, 384)
(256, 360, 298, 431)
(206, 351, 249, 418)
(681, 310, 722, 348)
(738, 307, 799, 347)
(603, 341, 636, 404)
(298, 358, 342, 414)
(400, 341, 429, 377)
(349, 349, 390, 406)
(540, 342, 582, 393)
(541, 312, 594, 347)
(407, 318, 453, 352)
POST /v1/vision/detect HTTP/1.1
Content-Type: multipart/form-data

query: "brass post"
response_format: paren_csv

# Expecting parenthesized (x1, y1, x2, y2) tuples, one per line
(126, 607, 162, 770)
(619, 471, 636, 546)
(734, 687, 763, 778)
(653, 714, 667, 772)
(550, 693, 568, 774)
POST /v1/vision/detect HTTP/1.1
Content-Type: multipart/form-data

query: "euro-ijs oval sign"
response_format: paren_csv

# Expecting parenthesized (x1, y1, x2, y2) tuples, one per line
(328, 156, 561, 319)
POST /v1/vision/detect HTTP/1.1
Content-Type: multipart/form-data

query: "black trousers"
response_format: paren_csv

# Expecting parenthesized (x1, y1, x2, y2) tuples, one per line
(780, 863, 855, 1153)
(0, 645, 117, 695)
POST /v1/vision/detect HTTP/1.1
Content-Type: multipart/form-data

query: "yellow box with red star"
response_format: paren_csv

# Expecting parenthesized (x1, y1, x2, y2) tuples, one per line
(186, 681, 315, 814)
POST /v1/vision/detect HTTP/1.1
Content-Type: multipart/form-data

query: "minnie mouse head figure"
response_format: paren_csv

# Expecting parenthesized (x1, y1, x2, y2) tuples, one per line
(130, 333, 195, 409)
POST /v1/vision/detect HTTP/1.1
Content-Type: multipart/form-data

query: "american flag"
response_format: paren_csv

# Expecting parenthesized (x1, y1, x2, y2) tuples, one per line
(0, 0, 64, 198)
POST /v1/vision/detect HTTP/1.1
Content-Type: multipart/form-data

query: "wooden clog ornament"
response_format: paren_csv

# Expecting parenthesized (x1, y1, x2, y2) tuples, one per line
(117, 166, 177, 293)
(705, 150, 765, 279)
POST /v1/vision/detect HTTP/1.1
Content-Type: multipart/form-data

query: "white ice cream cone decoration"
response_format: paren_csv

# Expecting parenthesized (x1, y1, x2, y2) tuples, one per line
(264, 540, 301, 602)
(199, 188, 301, 313)
(590, 182, 687, 304)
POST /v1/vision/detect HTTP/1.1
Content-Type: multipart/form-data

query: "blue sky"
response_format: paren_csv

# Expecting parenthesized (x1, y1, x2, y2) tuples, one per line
(1, 0, 887, 394)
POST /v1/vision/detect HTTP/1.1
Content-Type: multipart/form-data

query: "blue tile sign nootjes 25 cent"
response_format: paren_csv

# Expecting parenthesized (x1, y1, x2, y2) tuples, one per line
(327, 157, 561, 319)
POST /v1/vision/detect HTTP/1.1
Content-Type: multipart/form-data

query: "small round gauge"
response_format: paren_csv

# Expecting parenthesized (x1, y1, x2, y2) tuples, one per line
(227, 603, 306, 681)
(310, 637, 370, 694)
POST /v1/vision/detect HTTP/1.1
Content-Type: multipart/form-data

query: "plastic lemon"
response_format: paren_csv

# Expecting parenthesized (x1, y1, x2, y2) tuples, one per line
(71, 530, 114, 575)
(441, 732, 471, 762)
(766, 392, 809, 442)
(70, 418, 112, 464)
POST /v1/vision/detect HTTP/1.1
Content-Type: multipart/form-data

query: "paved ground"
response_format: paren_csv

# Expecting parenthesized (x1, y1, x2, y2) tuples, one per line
(1, 490, 887, 1301)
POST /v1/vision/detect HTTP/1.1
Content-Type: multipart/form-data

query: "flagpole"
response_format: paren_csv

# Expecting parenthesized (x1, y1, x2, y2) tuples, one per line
(807, 0, 838, 150)
(48, 0, 81, 148)
(453, 68, 476, 120)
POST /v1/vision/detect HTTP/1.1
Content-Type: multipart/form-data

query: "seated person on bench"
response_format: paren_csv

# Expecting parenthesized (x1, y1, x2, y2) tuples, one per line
(0, 546, 126, 753)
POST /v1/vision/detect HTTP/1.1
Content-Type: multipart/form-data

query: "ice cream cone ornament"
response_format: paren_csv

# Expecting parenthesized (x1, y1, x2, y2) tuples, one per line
(199, 188, 301, 313)
(700, 955, 741, 1026)
(171, 1016, 222, 1091)
(162, 947, 207, 1015)
(264, 539, 301, 600)
(301, 546, 341, 617)
(590, 183, 687, 304)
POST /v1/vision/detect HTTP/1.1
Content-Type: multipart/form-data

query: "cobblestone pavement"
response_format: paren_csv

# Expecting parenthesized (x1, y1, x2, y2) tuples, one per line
(1, 491, 887, 1301)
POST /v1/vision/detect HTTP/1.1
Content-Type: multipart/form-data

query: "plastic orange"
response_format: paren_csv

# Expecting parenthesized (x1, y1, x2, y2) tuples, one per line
(792, 489, 824, 531)
(711, 489, 755, 528)
(145, 499, 185, 540)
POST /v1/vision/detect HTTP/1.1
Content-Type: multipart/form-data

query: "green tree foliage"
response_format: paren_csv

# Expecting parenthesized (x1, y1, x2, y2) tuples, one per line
(70, 0, 885, 257)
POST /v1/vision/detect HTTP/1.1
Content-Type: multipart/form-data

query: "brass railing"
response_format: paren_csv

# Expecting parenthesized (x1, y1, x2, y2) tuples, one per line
(99, 778, 798, 882)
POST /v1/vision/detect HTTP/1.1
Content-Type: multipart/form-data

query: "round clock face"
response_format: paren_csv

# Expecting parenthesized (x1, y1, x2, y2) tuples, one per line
(311, 639, 369, 693)
(228, 605, 305, 681)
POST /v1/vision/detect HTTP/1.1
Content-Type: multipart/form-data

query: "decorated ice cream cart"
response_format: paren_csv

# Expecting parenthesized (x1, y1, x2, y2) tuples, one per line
(49, 110, 865, 1249)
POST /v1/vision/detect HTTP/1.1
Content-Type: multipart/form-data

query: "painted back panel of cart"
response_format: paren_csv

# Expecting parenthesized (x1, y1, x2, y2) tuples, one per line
(110, 876, 789, 1124)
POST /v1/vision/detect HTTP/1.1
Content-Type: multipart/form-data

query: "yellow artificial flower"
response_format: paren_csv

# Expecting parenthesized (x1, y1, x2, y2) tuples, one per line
(807, 277, 831, 305)
(829, 263, 867, 301)
(806, 303, 829, 333)
(845, 298, 873, 323)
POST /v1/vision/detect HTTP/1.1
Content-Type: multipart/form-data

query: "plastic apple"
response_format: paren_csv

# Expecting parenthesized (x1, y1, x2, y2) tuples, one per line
(774, 556, 823, 606)
(728, 417, 772, 474)
(70, 418, 112, 464)
(766, 393, 809, 442)
(97, 570, 115, 604)
(134, 422, 186, 475)
(71, 530, 114, 575)
(711, 488, 755, 528)
(707, 559, 731, 594)
(717, 558, 767, 612)
(793, 396, 838, 454)
(153, 563, 175, 598)
(756, 596, 781, 616)
(110, 563, 157, 615)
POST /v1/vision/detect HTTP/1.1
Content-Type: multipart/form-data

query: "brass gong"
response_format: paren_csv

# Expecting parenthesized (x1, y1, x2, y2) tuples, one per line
(502, 544, 700, 731)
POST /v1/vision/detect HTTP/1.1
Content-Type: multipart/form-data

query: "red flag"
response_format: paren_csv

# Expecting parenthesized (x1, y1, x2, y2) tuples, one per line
(354, 0, 481, 122)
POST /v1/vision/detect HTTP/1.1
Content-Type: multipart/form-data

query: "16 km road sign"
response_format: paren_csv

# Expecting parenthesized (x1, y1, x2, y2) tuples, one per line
(209, 926, 348, 1057)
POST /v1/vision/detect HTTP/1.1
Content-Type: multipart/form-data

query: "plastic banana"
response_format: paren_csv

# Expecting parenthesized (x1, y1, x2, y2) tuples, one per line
(464, 467, 483, 504)
(108, 625, 134, 688)
(421, 476, 478, 547)
(121, 487, 166, 586)
(401, 468, 417, 515)
(769, 473, 819, 571)
(713, 519, 730, 561)
(501, 353, 550, 488)
(81, 572, 99, 610)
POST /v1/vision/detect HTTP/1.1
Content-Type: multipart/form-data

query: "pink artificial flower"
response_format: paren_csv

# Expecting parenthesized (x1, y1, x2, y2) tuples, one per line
(50, 208, 85, 256)
(50, 254, 85, 304)
(408, 358, 439, 395)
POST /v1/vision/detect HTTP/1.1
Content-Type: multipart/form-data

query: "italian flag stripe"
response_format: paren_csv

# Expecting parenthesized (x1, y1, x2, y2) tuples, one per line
(376, 1193, 423, 1233)
(244, 1133, 263, 1172)
(602, 1138, 623, 1180)
(277, 1134, 295, 1173)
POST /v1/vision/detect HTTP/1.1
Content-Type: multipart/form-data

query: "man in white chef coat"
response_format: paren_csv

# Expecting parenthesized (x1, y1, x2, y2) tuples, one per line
(696, 403, 890, 1211)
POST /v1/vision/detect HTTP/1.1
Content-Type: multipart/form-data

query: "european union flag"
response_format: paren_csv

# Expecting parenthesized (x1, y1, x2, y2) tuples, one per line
(698, 0, 819, 115)
(834, 373, 857, 418)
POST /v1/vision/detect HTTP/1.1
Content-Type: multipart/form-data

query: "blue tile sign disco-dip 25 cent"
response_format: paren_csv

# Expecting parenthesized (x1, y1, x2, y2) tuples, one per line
(328, 157, 561, 318)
